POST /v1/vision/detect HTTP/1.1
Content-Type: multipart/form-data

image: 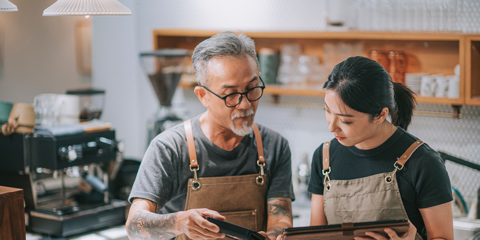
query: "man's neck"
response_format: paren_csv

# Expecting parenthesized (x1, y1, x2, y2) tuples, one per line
(199, 112, 245, 151)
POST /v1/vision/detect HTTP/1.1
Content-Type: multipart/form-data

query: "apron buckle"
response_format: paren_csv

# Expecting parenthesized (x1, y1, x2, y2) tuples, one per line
(325, 183, 331, 191)
(324, 174, 331, 191)
(385, 175, 393, 183)
(256, 175, 265, 185)
(394, 161, 404, 170)
(256, 161, 265, 185)
(191, 180, 202, 190)
(385, 161, 403, 184)
(190, 166, 202, 190)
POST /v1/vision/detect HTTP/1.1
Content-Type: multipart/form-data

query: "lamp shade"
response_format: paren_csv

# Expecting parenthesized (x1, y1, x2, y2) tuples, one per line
(0, 0, 18, 12)
(43, 0, 132, 16)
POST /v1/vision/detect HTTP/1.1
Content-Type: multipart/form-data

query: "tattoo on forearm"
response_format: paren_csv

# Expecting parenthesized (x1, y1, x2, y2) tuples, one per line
(267, 226, 283, 238)
(267, 198, 292, 219)
(128, 209, 178, 240)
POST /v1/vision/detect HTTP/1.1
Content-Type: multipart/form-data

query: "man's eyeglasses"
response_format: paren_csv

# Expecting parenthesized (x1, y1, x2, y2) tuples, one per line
(200, 77, 265, 108)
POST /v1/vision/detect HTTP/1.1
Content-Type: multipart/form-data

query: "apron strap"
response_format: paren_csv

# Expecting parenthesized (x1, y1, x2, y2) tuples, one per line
(253, 123, 266, 185)
(253, 123, 265, 164)
(322, 142, 331, 191)
(397, 140, 424, 166)
(184, 120, 267, 186)
(322, 142, 331, 172)
(386, 140, 424, 184)
(184, 120, 198, 168)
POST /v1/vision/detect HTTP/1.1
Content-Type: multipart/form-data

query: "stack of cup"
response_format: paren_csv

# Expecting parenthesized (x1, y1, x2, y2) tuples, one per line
(447, 75, 460, 99)
(34, 93, 80, 126)
(405, 73, 427, 94)
(34, 94, 58, 126)
(419, 74, 460, 99)
(420, 75, 438, 97)
(434, 76, 449, 98)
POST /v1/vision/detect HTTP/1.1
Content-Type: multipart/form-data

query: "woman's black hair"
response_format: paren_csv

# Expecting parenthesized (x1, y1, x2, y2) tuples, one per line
(323, 56, 416, 130)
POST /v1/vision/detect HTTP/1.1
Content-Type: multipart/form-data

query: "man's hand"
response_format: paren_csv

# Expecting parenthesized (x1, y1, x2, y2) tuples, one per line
(355, 221, 417, 240)
(126, 198, 226, 240)
(176, 208, 226, 239)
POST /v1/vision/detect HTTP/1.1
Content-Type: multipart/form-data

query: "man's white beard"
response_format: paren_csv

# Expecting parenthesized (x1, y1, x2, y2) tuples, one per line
(230, 109, 254, 136)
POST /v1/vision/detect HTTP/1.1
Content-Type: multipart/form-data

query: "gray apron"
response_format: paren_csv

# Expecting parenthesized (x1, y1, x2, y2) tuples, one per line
(322, 140, 424, 240)
(176, 120, 267, 240)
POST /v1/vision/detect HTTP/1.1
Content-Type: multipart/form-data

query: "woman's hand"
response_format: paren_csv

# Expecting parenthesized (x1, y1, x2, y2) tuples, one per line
(355, 221, 417, 240)
(257, 231, 271, 240)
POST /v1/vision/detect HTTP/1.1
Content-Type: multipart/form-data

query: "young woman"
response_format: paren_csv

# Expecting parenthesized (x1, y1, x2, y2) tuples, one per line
(308, 56, 453, 240)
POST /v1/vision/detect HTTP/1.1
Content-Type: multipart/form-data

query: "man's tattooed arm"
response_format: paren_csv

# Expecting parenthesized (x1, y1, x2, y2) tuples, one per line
(126, 198, 180, 240)
(268, 198, 292, 218)
(266, 198, 293, 240)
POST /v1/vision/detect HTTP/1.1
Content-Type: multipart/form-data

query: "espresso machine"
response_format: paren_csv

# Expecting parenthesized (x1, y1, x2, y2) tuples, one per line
(0, 128, 127, 237)
(139, 49, 190, 144)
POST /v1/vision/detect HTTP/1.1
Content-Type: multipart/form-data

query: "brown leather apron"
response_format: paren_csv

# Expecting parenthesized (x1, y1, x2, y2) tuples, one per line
(176, 120, 267, 240)
(321, 140, 424, 240)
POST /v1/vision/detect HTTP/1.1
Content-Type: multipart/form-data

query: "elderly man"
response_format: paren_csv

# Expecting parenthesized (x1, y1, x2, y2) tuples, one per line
(126, 31, 294, 240)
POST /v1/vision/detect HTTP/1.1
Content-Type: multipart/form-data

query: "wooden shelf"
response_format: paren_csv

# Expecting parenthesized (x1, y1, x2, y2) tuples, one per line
(153, 29, 465, 41)
(264, 84, 325, 97)
(153, 29, 480, 106)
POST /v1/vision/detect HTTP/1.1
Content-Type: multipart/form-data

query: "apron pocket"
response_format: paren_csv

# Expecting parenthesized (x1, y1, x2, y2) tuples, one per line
(221, 210, 258, 231)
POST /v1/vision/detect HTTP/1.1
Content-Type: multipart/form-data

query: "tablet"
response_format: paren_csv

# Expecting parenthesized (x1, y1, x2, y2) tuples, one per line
(207, 217, 266, 240)
(282, 219, 409, 240)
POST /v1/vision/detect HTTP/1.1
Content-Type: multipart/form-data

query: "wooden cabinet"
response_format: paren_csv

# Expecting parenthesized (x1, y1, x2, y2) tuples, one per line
(466, 36, 480, 106)
(0, 186, 25, 240)
(153, 29, 480, 106)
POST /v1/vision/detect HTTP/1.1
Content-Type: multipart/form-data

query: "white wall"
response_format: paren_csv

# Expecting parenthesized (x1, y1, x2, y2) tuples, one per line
(91, 0, 143, 161)
(93, 0, 328, 159)
(0, 0, 91, 104)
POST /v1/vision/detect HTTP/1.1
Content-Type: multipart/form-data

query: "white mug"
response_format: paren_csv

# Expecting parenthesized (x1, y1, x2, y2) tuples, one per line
(420, 75, 436, 97)
(56, 94, 80, 125)
(435, 76, 449, 98)
(447, 76, 460, 99)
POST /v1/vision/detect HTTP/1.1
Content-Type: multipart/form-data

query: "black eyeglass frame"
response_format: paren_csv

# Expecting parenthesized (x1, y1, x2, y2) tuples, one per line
(200, 77, 266, 108)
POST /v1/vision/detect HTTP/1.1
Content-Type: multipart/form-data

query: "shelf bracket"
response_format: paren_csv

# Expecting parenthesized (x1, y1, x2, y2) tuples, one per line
(452, 105, 462, 118)
(272, 95, 280, 104)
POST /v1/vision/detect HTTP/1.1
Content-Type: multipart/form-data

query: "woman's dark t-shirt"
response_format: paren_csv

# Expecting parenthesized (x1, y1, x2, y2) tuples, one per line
(308, 127, 453, 239)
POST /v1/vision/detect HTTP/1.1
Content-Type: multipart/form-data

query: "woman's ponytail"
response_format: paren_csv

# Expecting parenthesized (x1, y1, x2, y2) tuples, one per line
(391, 82, 416, 131)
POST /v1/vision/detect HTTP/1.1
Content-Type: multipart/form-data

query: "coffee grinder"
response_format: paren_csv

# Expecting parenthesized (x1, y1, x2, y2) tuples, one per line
(139, 49, 190, 144)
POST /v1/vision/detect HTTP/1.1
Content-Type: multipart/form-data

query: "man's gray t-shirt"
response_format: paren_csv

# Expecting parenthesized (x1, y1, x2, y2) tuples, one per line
(129, 115, 295, 214)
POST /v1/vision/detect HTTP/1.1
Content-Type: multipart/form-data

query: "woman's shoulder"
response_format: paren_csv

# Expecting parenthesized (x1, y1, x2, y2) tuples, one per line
(397, 130, 444, 169)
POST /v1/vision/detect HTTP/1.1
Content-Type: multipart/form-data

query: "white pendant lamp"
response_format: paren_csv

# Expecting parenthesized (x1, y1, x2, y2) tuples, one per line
(43, 0, 132, 16)
(0, 0, 18, 12)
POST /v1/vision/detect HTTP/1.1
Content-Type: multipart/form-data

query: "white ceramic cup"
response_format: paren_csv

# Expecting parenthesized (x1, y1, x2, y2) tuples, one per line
(56, 94, 80, 125)
(435, 76, 449, 98)
(448, 76, 460, 99)
(420, 75, 436, 97)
